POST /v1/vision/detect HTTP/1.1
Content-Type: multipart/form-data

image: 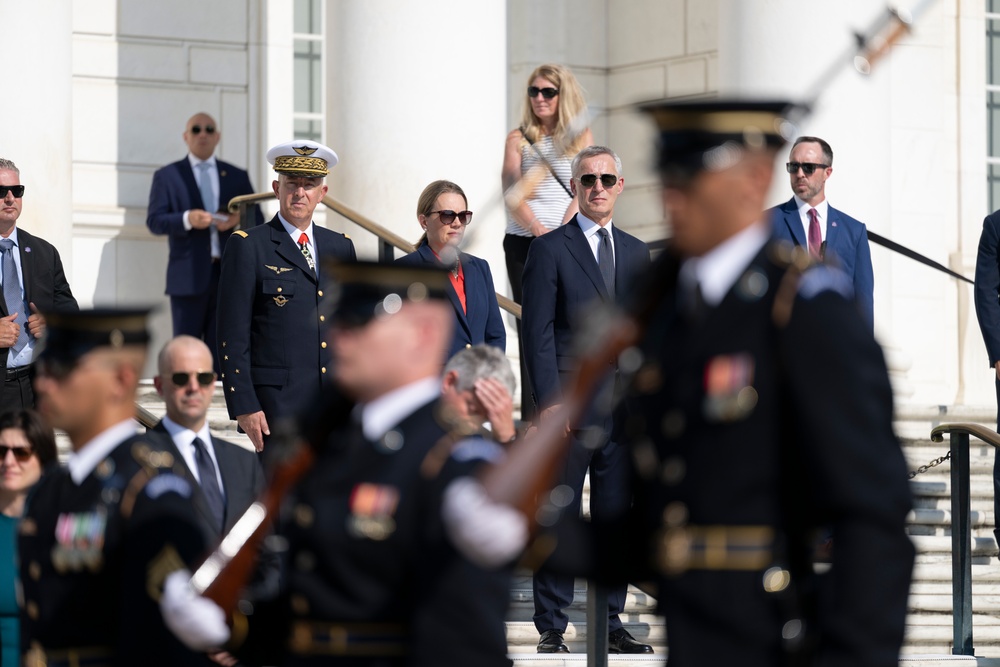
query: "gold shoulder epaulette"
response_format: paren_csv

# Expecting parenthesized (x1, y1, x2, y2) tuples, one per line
(343, 233, 351, 240)
(234, 230, 249, 238)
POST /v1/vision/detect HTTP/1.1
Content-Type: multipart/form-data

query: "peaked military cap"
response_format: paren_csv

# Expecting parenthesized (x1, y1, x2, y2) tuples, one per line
(266, 139, 339, 177)
(640, 98, 803, 177)
(321, 260, 450, 328)
(38, 307, 153, 364)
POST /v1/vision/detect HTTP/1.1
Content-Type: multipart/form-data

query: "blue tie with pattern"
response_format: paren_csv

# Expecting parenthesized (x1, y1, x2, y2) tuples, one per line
(0, 239, 28, 355)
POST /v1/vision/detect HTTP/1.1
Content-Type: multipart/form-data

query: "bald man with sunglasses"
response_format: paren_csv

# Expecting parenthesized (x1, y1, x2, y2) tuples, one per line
(769, 136, 874, 329)
(152, 335, 264, 546)
(146, 113, 264, 374)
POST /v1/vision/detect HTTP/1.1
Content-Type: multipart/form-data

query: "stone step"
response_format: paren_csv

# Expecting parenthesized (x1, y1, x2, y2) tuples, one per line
(504, 620, 665, 653)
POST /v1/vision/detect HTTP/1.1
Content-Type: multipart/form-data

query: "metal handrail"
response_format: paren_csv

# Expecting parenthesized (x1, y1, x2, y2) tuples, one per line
(227, 191, 522, 319)
(135, 404, 158, 430)
(928, 422, 1000, 656)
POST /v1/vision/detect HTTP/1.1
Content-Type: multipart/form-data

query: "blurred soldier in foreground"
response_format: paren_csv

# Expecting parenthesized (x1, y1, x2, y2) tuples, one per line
(21, 309, 209, 667)
(476, 100, 915, 667)
(163, 262, 525, 667)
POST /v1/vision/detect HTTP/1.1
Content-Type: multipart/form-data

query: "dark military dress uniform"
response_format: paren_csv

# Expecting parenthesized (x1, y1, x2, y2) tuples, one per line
(19, 431, 207, 667)
(216, 215, 356, 426)
(233, 393, 512, 667)
(606, 244, 914, 667)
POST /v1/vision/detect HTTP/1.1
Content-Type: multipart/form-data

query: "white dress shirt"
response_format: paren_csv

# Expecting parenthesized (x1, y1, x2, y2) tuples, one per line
(793, 196, 828, 244)
(575, 213, 615, 263)
(160, 415, 226, 493)
(183, 154, 223, 258)
(680, 220, 771, 307)
(1, 226, 33, 367)
(67, 420, 141, 485)
(358, 376, 440, 442)
(278, 213, 316, 267)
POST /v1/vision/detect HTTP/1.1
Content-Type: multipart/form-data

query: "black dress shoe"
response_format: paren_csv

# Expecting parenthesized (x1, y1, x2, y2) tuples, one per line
(608, 628, 653, 654)
(537, 629, 570, 653)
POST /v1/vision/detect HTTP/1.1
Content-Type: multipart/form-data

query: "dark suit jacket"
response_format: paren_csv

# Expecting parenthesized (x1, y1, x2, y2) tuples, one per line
(20, 431, 207, 666)
(146, 157, 264, 297)
(395, 244, 506, 360)
(217, 215, 356, 422)
(975, 210, 1000, 367)
(769, 197, 874, 329)
(151, 421, 264, 539)
(521, 216, 651, 419)
(0, 227, 78, 368)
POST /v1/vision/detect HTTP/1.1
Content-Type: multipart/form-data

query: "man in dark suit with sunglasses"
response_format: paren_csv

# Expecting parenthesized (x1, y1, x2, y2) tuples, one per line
(152, 335, 264, 545)
(0, 157, 78, 410)
(521, 145, 652, 655)
(769, 136, 874, 330)
(147, 113, 264, 374)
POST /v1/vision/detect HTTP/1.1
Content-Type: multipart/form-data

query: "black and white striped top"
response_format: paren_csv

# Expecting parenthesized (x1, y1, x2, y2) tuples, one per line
(505, 135, 573, 238)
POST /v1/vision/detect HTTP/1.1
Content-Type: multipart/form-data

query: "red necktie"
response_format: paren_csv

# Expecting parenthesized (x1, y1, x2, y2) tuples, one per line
(807, 208, 822, 259)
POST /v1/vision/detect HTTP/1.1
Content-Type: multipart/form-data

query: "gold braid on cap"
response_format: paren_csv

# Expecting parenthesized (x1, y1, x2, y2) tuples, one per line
(274, 155, 329, 176)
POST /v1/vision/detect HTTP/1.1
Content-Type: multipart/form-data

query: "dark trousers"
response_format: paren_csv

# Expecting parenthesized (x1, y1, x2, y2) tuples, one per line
(994, 378, 1000, 546)
(0, 368, 34, 410)
(503, 233, 536, 421)
(169, 261, 222, 375)
(532, 433, 630, 634)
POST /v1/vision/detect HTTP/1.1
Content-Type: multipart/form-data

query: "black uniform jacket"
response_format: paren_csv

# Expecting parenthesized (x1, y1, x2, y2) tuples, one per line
(19, 432, 207, 667)
(544, 242, 915, 667)
(234, 391, 513, 667)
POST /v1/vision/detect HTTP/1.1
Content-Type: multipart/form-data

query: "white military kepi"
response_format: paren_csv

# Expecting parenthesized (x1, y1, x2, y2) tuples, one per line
(266, 139, 339, 177)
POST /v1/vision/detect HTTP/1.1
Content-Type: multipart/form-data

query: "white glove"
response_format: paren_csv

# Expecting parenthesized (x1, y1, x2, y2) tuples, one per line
(442, 477, 528, 568)
(160, 569, 231, 650)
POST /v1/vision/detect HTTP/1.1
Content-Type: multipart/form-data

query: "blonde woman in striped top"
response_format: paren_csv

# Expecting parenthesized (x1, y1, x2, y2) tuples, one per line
(502, 63, 592, 418)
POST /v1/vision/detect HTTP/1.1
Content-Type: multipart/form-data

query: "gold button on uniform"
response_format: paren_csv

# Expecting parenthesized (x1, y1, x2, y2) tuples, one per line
(318, 290, 324, 297)
(277, 287, 283, 293)
(321, 342, 327, 349)
(28, 562, 41, 581)
(26, 601, 38, 620)
(319, 315, 325, 322)
(321, 367, 327, 374)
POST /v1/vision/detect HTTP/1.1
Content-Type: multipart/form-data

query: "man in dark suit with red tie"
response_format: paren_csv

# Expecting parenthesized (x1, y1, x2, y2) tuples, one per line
(146, 113, 264, 372)
(217, 140, 356, 451)
(769, 136, 874, 330)
(521, 145, 652, 655)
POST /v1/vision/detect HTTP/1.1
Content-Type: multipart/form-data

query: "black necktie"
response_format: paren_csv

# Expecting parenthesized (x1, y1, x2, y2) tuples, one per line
(597, 227, 615, 295)
(192, 436, 225, 531)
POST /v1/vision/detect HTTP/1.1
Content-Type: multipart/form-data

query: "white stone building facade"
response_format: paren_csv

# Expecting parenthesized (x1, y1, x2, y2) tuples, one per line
(0, 0, 992, 411)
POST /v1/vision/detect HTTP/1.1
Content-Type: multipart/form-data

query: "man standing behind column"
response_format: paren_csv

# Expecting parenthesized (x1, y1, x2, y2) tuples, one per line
(521, 145, 652, 654)
(769, 136, 874, 330)
(146, 113, 263, 373)
(0, 158, 77, 409)
(217, 140, 356, 451)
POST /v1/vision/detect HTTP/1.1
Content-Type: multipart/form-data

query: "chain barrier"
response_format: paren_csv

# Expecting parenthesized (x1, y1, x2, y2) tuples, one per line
(908, 450, 951, 479)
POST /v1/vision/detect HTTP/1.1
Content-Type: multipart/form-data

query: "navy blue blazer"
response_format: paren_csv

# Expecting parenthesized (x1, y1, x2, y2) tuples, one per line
(146, 157, 264, 297)
(521, 216, 651, 413)
(395, 244, 505, 361)
(769, 197, 874, 330)
(975, 210, 1000, 367)
(217, 215, 356, 422)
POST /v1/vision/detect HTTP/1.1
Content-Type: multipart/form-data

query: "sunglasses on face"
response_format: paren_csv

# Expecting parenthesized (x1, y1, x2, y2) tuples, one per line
(528, 86, 559, 100)
(190, 125, 216, 135)
(578, 173, 619, 188)
(171, 372, 215, 387)
(430, 210, 473, 226)
(0, 185, 25, 198)
(0, 445, 33, 463)
(785, 162, 828, 176)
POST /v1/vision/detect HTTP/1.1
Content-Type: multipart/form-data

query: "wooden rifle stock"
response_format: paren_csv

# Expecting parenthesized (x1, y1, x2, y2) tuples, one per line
(188, 387, 355, 615)
(189, 438, 314, 614)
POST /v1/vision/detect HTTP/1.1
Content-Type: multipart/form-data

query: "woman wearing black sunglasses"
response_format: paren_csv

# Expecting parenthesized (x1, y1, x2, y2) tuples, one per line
(502, 63, 592, 418)
(397, 180, 505, 362)
(0, 409, 56, 666)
